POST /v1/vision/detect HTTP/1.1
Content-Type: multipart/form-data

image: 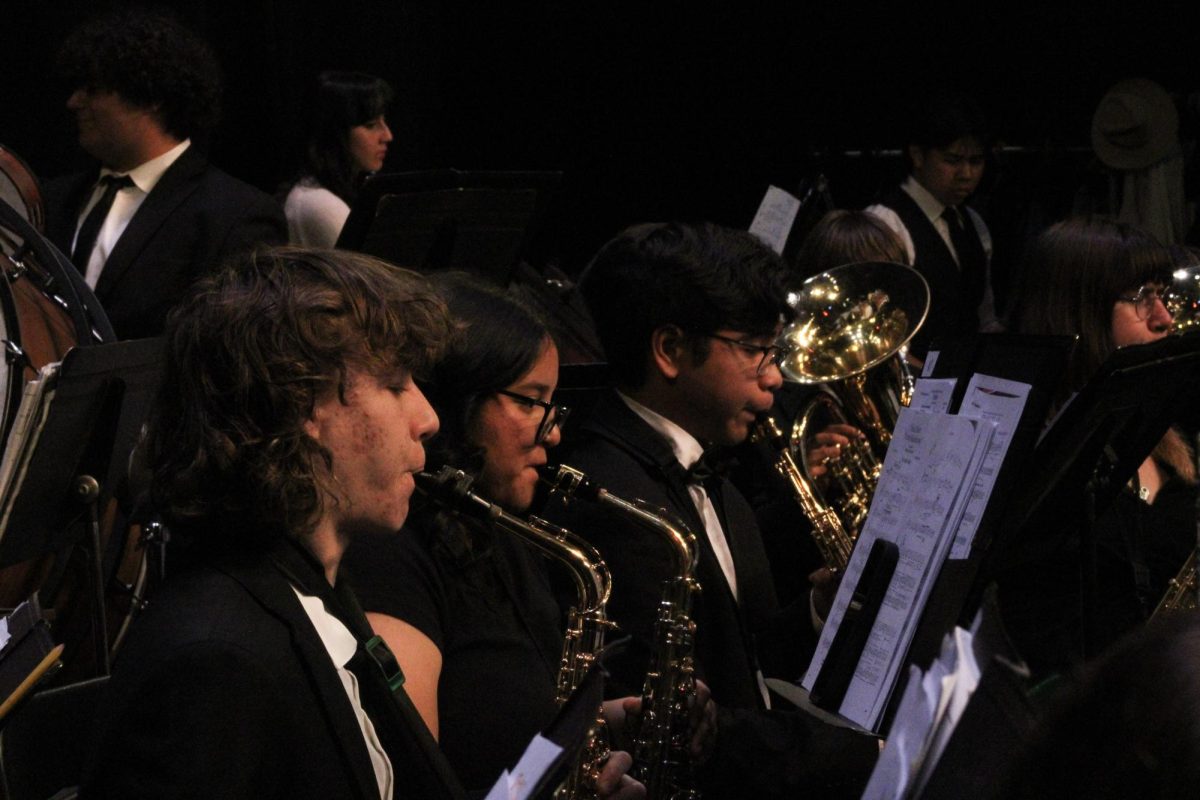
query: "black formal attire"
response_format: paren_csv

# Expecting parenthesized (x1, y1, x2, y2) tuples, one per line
(44, 146, 286, 340)
(998, 472, 1198, 677)
(83, 534, 465, 800)
(545, 391, 877, 798)
(343, 510, 564, 797)
(870, 182, 992, 357)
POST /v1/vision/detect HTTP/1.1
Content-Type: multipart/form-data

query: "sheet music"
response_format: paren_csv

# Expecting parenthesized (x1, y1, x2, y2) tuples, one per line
(860, 664, 930, 800)
(0, 362, 61, 543)
(801, 408, 991, 730)
(948, 374, 1031, 559)
(920, 350, 940, 377)
(484, 734, 563, 800)
(910, 378, 957, 414)
(747, 186, 800, 254)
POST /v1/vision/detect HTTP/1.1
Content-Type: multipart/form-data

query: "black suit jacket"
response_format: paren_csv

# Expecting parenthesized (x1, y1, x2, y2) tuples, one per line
(44, 146, 286, 340)
(83, 540, 466, 800)
(546, 391, 811, 709)
(546, 392, 877, 798)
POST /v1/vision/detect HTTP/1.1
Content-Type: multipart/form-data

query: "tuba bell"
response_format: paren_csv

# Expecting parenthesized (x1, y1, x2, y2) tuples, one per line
(769, 261, 930, 549)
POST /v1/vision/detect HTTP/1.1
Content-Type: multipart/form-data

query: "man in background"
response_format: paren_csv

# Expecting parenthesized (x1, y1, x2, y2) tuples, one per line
(45, 9, 285, 340)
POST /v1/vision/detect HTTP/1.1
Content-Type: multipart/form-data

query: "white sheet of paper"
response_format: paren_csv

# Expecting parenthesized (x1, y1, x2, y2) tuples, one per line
(801, 409, 991, 730)
(860, 664, 931, 800)
(909, 378, 957, 414)
(483, 734, 564, 800)
(747, 186, 800, 254)
(0, 616, 9, 651)
(948, 374, 1031, 559)
(920, 350, 940, 377)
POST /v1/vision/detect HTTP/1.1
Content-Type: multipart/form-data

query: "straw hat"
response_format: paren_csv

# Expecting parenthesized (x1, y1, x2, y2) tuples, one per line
(1091, 78, 1179, 170)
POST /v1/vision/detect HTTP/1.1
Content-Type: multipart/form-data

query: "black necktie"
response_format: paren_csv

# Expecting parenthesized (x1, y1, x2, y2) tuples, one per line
(72, 174, 134, 270)
(942, 205, 986, 279)
(684, 449, 736, 492)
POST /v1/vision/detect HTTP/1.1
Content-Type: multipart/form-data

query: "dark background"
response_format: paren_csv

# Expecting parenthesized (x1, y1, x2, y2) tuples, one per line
(4, 0, 1196, 273)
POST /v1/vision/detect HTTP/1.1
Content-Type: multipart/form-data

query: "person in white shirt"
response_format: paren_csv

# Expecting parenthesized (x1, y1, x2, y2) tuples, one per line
(865, 90, 1004, 356)
(283, 71, 395, 247)
(45, 9, 286, 340)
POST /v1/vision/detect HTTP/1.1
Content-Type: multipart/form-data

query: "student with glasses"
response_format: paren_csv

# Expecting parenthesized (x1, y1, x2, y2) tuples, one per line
(1008, 216, 1197, 675)
(341, 274, 644, 799)
(544, 222, 880, 799)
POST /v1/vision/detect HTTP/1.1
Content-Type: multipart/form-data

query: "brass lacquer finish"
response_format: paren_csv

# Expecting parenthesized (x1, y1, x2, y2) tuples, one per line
(1166, 266, 1200, 334)
(774, 261, 929, 545)
(415, 468, 615, 800)
(540, 465, 702, 800)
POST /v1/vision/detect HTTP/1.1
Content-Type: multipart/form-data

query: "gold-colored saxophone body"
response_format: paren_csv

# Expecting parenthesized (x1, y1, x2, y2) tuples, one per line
(540, 464, 702, 800)
(773, 260, 930, 558)
(751, 414, 855, 572)
(414, 467, 614, 800)
(1153, 551, 1199, 617)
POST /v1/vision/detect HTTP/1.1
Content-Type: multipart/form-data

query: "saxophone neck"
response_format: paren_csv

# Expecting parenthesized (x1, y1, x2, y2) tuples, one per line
(540, 464, 700, 580)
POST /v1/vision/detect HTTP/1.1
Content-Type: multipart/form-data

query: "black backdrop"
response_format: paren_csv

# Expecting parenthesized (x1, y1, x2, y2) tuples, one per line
(4, 0, 1195, 271)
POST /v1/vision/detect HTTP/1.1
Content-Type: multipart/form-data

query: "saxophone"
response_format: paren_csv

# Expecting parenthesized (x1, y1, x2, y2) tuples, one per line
(1152, 551, 1198, 617)
(414, 468, 614, 800)
(540, 464, 702, 800)
(750, 413, 856, 571)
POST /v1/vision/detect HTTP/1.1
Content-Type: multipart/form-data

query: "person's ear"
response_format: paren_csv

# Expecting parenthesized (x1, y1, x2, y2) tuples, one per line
(908, 144, 926, 171)
(649, 324, 688, 380)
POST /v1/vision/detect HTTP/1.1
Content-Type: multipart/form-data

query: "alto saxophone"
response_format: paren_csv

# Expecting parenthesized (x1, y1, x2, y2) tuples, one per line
(540, 465, 702, 800)
(750, 413, 856, 571)
(414, 468, 615, 800)
(1152, 550, 1198, 617)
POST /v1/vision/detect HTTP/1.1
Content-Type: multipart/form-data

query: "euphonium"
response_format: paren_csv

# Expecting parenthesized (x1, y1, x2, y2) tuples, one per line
(414, 467, 615, 800)
(1165, 264, 1200, 334)
(774, 260, 930, 547)
(750, 413, 854, 571)
(1153, 551, 1199, 617)
(540, 465, 702, 800)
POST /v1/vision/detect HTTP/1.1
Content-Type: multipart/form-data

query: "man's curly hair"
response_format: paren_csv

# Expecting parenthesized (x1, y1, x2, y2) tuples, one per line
(146, 247, 452, 547)
(56, 8, 222, 139)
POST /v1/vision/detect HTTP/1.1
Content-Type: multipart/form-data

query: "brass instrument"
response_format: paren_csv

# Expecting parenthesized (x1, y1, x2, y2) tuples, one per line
(540, 465, 702, 800)
(1152, 551, 1198, 617)
(1165, 265, 1200, 334)
(774, 260, 930, 545)
(415, 467, 614, 800)
(751, 414, 854, 571)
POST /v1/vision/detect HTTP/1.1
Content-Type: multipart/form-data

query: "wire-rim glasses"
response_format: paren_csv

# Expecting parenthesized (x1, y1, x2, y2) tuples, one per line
(1117, 284, 1168, 321)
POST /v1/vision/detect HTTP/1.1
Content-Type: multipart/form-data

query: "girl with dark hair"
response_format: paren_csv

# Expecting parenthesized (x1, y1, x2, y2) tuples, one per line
(794, 209, 911, 279)
(1005, 216, 1197, 673)
(283, 71, 394, 247)
(342, 274, 649, 799)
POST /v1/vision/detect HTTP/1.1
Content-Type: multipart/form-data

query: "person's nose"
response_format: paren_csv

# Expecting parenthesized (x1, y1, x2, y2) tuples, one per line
(412, 385, 440, 441)
(543, 418, 563, 448)
(759, 361, 784, 392)
(1149, 295, 1174, 331)
(66, 89, 85, 110)
(380, 122, 393, 144)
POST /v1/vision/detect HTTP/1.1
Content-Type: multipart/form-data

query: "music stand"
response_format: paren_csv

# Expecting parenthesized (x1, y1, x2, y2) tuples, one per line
(980, 330, 1200, 663)
(0, 339, 163, 672)
(337, 169, 561, 285)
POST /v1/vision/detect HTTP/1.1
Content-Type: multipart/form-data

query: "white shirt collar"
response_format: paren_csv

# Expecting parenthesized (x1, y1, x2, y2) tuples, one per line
(101, 139, 190, 195)
(901, 174, 948, 224)
(290, 587, 358, 668)
(618, 391, 705, 470)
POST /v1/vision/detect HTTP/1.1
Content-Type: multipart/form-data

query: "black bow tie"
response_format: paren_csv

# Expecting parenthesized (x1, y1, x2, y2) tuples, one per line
(683, 449, 736, 486)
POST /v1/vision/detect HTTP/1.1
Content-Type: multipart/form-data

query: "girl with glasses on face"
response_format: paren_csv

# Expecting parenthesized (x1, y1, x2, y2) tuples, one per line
(341, 274, 644, 799)
(1007, 216, 1197, 675)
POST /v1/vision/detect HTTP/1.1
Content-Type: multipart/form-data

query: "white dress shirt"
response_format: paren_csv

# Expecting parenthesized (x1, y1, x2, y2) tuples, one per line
(292, 587, 394, 800)
(72, 139, 191, 289)
(865, 175, 1003, 332)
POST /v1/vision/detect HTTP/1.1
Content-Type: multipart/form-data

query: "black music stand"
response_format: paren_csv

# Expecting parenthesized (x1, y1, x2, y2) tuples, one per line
(981, 330, 1200, 665)
(0, 339, 163, 673)
(337, 169, 561, 285)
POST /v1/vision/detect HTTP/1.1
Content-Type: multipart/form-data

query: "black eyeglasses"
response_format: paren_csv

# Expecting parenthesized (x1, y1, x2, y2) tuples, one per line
(707, 333, 787, 375)
(495, 389, 571, 444)
(1117, 284, 1169, 321)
